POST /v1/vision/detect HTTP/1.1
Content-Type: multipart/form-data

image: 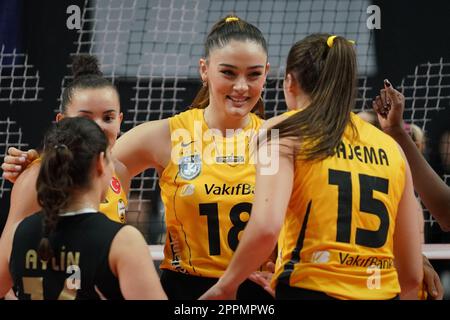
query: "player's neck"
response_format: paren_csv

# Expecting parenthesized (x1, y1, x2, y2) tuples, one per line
(63, 189, 100, 213)
(295, 94, 311, 111)
(203, 105, 250, 136)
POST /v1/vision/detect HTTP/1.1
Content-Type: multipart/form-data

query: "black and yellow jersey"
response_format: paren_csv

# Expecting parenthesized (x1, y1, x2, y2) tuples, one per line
(101, 174, 127, 223)
(272, 111, 406, 300)
(10, 211, 124, 300)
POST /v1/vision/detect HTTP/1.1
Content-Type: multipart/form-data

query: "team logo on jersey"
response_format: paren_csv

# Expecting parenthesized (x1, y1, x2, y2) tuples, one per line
(110, 177, 121, 194)
(180, 184, 195, 197)
(117, 199, 126, 223)
(311, 250, 330, 263)
(179, 154, 201, 180)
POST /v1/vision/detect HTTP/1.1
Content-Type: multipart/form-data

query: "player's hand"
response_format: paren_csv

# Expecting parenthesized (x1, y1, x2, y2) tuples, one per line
(199, 283, 237, 300)
(248, 262, 275, 298)
(372, 79, 406, 133)
(423, 255, 444, 300)
(1, 147, 39, 183)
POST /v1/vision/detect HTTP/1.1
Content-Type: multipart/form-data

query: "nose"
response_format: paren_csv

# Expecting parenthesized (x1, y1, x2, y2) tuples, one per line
(94, 119, 107, 132)
(233, 76, 249, 93)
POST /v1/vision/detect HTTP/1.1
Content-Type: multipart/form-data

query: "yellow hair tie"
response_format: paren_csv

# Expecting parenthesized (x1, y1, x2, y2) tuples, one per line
(327, 35, 337, 48)
(327, 35, 355, 48)
(225, 16, 239, 23)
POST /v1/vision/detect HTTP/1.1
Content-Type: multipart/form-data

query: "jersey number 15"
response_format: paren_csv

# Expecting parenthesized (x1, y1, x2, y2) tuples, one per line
(329, 169, 390, 248)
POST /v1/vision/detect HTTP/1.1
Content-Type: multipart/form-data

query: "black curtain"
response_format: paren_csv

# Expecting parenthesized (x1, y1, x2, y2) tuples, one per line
(0, 0, 84, 233)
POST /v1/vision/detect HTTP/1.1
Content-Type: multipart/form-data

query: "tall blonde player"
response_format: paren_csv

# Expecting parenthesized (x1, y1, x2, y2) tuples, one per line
(201, 34, 423, 300)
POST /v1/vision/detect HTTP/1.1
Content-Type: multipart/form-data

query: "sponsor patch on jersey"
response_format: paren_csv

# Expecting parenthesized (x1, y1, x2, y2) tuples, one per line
(110, 176, 121, 194)
(311, 250, 330, 263)
(215, 155, 245, 164)
(118, 199, 126, 223)
(179, 154, 201, 180)
(180, 184, 195, 197)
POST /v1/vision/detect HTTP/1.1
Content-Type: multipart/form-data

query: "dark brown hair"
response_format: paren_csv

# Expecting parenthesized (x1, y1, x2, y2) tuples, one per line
(191, 15, 268, 118)
(61, 54, 119, 113)
(271, 33, 358, 160)
(36, 117, 109, 261)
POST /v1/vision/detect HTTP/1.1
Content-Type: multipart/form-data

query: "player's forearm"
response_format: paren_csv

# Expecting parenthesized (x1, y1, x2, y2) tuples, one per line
(386, 127, 450, 230)
(218, 220, 279, 293)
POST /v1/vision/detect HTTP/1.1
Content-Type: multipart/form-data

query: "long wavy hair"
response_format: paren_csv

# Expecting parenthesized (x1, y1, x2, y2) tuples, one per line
(270, 33, 358, 160)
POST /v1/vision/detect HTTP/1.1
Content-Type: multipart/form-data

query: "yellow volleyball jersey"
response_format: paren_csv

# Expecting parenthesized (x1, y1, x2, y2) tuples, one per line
(29, 158, 127, 224)
(159, 108, 263, 277)
(272, 111, 406, 300)
(101, 174, 128, 223)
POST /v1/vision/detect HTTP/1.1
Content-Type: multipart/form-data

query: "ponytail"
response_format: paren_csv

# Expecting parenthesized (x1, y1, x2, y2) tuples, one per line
(36, 117, 108, 261)
(270, 33, 357, 160)
(36, 144, 73, 261)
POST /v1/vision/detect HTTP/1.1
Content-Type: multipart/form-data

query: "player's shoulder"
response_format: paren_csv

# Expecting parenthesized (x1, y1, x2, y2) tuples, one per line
(169, 108, 202, 130)
(261, 112, 292, 130)
(352, 113, 401, 147)
(171, 107, 200, 120)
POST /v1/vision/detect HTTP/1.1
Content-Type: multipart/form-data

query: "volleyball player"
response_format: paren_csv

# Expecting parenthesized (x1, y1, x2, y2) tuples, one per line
(2, 54, 130, 228)
(201, 34, 423, 300)
(113, 15, 273, 299)
(0, 117, 165, 299)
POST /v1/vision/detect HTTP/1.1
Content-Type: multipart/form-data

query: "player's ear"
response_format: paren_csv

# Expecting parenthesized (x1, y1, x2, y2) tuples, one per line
(284, 73, 298, 94)
(199, 58, 208, 83)
(96, 152, 106, 176)
(56, 113, 64, 122)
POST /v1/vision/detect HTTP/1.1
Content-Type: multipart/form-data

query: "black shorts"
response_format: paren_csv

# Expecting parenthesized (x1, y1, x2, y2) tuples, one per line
(160, 269, 274, 300)
(275, 282, 400, 300)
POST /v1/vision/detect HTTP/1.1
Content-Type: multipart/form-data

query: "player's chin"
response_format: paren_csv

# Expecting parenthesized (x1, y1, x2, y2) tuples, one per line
(225, 102, 255, 118)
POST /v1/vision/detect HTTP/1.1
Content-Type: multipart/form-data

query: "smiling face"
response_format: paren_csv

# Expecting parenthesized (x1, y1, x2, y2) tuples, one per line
(200, 39, 269, 120)
(57, 87, 122, 148)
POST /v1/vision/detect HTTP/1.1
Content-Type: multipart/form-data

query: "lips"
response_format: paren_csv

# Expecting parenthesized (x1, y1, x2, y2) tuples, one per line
(227, 96, 250, 106)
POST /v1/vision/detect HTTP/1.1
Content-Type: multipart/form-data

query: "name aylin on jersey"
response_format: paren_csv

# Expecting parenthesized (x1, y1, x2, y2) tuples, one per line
(25, 248, 79, 272)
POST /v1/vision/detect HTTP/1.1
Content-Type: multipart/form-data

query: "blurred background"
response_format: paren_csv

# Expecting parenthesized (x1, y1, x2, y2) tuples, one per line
(1, 0, 449, 297)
